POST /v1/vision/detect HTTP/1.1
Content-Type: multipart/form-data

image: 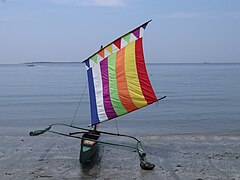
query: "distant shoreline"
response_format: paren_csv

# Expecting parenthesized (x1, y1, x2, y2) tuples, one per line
(24, 61, 240, 64)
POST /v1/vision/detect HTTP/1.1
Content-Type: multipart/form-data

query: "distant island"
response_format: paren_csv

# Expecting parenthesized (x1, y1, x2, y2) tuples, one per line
(24, 61, 82, 64)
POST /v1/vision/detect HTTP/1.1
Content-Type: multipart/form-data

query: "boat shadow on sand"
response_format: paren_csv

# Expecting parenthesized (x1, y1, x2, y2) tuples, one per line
(80, 145, 103, 177)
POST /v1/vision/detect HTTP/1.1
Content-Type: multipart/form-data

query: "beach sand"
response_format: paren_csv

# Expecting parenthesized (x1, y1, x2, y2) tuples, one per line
(1, 133, 240, 180)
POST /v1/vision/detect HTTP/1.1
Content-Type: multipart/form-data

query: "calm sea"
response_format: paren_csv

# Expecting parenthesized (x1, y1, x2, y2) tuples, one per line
(0, 63, 240, 136)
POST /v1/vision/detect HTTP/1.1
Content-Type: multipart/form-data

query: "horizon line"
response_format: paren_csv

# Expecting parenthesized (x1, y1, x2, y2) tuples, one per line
(1, 61, 240, 65)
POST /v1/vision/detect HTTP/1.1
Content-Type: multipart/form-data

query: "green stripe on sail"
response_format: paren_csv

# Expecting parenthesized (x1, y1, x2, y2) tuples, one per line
(123, 33, 131, 43)
(90, 54, 97, 63)
(108, 53, 127, 116)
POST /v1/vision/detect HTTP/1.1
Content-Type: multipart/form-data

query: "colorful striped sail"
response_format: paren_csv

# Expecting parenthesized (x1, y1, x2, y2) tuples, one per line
(83, 20, 158, 125)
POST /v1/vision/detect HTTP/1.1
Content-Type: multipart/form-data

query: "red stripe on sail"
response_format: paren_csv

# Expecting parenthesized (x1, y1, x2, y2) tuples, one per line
(135, 38, 157, 104)
(100, 58, 117, 119)
(113, 38, 121, 49)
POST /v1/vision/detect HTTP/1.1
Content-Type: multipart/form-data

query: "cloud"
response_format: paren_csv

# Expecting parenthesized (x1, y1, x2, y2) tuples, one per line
(158, 12, 214, 19)
(158, 11, 240, 20)
(227, 12, 240, 19)
(93, 0, 125, 6)
(0, 13, 34, 22)
(0, 17, 9, 21)
(50, 0, 126, 7)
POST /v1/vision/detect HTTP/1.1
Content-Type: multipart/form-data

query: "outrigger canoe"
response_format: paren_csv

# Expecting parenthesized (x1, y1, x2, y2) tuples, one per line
(30, 20, 166, 170)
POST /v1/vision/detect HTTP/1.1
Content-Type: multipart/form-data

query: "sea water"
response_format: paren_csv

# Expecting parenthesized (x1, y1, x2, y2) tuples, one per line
(0, 63, 240, 136)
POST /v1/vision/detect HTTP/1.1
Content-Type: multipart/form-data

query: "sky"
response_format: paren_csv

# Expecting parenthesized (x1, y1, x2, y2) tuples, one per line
(0, 0, 240, 64)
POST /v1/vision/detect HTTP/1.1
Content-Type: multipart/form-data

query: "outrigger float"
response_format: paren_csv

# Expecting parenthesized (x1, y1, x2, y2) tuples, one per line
(30, 20, 166, 170)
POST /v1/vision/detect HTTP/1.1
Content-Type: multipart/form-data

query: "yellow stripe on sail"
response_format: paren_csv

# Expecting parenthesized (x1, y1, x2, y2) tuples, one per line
(124, 41, 147, 108)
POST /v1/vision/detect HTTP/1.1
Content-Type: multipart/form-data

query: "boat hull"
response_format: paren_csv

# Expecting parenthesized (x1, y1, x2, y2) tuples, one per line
(79, 131, 100, 163)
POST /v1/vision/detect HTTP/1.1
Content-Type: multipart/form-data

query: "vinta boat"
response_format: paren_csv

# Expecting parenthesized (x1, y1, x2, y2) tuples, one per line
(30, 20, 166, 170)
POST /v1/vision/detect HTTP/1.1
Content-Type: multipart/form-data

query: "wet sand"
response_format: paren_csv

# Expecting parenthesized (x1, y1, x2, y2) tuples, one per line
(1, 133, 240, 179)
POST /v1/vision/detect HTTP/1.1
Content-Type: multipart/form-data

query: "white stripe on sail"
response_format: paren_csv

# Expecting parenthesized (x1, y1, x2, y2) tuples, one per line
(91, 60, 108, 122)
(130, 33, 137, 43)
(139, 27, 145, 38)
(120, 38, 128, 49)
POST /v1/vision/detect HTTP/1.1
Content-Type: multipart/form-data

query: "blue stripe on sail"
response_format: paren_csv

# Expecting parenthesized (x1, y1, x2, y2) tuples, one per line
(85, 59, 90, 68)
(87, 68, 100, 125)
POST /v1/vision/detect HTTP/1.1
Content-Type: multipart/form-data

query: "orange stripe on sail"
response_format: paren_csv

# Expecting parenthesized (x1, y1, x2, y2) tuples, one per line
(116, 48, 137, 112)
(98, 49, 104, 58)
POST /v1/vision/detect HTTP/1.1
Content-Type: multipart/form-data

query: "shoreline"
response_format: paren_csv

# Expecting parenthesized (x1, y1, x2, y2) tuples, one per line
(1, 133, 240, 179)
(1, 125, 240, 137)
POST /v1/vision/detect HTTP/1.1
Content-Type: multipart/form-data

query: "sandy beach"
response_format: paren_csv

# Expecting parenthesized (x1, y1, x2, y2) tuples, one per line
(1, 132, 240, 180)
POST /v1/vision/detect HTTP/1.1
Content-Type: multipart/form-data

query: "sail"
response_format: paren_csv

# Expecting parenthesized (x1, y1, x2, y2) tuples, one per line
(83, 20, 158, 125)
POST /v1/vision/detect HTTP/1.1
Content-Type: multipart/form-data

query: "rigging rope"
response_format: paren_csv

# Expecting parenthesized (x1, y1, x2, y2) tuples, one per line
(115, 118, 119, 135)
(70, 81, 88, 126)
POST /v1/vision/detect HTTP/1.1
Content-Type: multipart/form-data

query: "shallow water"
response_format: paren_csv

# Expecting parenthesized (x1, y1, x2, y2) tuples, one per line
(0, 63, 240, 135)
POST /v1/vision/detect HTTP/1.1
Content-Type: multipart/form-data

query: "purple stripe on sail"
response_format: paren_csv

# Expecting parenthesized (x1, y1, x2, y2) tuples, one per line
(133, 28, 140, 38)
(100, 58, 117, 119)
